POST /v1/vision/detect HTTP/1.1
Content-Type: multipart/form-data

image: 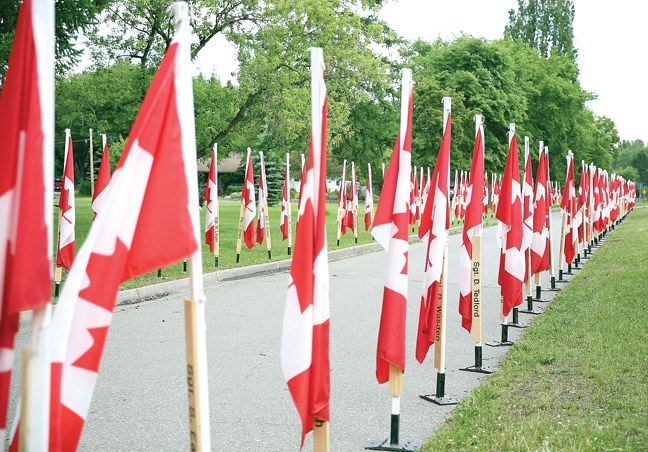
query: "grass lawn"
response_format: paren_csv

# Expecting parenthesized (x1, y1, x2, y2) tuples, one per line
(55, 197, 378, 290)
(423, 207, 648, 450)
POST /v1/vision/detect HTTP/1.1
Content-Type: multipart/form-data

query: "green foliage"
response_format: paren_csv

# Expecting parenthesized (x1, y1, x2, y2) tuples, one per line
(613, 140, 648, 185)
(504, 0, 576, 60)
(0, 0, 111, 80)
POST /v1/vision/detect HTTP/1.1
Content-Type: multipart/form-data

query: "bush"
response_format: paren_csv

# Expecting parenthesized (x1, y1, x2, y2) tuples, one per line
(227, 184, 242, 195)
(77, 180, 92, 196)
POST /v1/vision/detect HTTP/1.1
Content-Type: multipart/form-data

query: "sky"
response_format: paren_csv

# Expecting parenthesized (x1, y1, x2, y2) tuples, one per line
(195, 0, 647, 143)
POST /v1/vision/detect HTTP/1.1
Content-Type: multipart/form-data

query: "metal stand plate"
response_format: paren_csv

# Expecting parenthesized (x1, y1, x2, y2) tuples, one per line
(485, 340, 513, 347)
(518, 308, 541, 315)
(366, 439, 417, 451)
(419, 394, 458, 405)
(508, 322, 528, 329)
(460, 365, 494, 374)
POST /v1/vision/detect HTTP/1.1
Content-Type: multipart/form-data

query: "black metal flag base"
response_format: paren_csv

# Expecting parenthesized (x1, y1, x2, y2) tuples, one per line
(268, 250, 272, 260)
(420, 372, 458, 406)
(461, 346, 494, 374)
(54, 282, 60, 298)
(157, 268, 162, 277)
(547, 276, 561, 292)
(183, 260, 187, 272)
(214, 256, 218, 267)
(366, 412, 417, 451)
(519, 296, 541, 315)
(336, 239, 340, 246)
(287, 246, 291, 256)
(366, 439, 417, 452)
(508, 308, 528, 329)
(486, 324, 514, 347)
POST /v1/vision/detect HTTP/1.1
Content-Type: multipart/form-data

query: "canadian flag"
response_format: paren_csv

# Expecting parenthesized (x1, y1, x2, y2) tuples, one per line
(337, 160, 348, 236)
(496, 125, 525, 316)
(56, 129, 75, 270)
(280, 153, 291, 241)
(204, 144, 218, 252)
(345, 161, 358, 234)
(458, 117, 484, 333)
(45, 11, 203, 449)
(91, 134, 111, 219)
(561, 152, 577, 265)
(364, 163, 373, 231)
(0, 0, 54, 443)
(522, 137, 534, 281)
(530, 145, 550, 274)
(280, 47, 329, 447)
(256, 152, 268, 245)
(371, 69, 413, 383)
(577, 161, 587, 244)
(241, 148, 256, 248)
(416, 98, 451, 363)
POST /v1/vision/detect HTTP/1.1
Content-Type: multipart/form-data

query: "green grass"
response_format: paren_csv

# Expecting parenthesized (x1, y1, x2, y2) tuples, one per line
(55, 197, 377, 290)
(423, 207, 648, 451)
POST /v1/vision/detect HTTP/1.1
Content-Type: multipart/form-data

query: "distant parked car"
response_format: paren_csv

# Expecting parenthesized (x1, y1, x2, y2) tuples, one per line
(54, 178, 63, 196)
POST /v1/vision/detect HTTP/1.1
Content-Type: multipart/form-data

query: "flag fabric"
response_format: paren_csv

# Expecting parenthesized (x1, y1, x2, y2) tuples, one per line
(522, 138, 534, 281)
(496, 127, 525, 316)
(256, 152, 268, 245)
(0, 0, 54, 442)
(577, 161, 587, 243)
(56, 130, 75, 270)
(204, 144, 218, 252)
(530, 146, 550, 274)
(364, 163, 373, 231)
(371, 69, 413, 383)
(242, 149, 256, 249)
(280, 154, 290, 241)
(458, 120, 484, 333)
(91, 135, 111, 219)
(280, 47, 329, 446)
(346, 162, 358, 234)
(337, 160, 348, 235)
(561, 152, 577, 265)
(416, 99, 451, 362)
(45, 18, 202, 450)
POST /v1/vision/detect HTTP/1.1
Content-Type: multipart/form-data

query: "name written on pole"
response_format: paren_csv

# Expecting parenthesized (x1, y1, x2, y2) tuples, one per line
(186, 363, 198, 451)
(435, 272, 444, 342)
(472, 261, 480, 318)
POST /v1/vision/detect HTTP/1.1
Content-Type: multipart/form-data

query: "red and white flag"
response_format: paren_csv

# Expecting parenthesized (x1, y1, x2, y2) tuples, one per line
(530, 145, 550, 274)
(496, 124, 525, 316)
(256, 151, 268, 245)
(415, 97, 451, 363)
(458, 116, 484, 333)
(346, 161, 358, 234)
(337, 160, 348, 236)
(280, 153, 291, 241)
(91, 134, 111, 219)
(522, 136, 534, 282)
(364, 163, 373, 231)
(577, 161, 587, 244)
(56, 129, 75, 270)
(561, 151, 577, 266)
(371, 69, 413, 383)
(280, 47, 329, 446)
(0, 0, 54, 443)
(46, 10, 205, 449)
(242, 148, 256, 249)
(204, 144, 218, 252)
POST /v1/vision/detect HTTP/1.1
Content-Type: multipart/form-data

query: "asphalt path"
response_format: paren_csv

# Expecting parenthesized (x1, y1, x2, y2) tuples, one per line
(41, 212, 575, 450)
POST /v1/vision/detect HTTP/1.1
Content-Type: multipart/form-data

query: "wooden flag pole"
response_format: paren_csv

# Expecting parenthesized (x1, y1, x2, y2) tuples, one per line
(381, 162, 385, 180)
(558, 209, 567, 280)
(424, 246, 457, 404)
(367, 163, 373, 228)
(171, 4, 212, 450)
(286, 153, 293, 255)
(351, 161, 359, 244)
(336, 159, 346, 246)
(89, 128, 94, 197)
(546, 146, 557, 288)
(313, 419, 330, 452)
(260, 151, 272, 259)
(235, 148, 251, 263)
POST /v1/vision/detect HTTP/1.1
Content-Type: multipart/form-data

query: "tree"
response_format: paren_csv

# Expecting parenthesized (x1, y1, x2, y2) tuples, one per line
(504, 0, 576, 60)
(0, 0, 111, 81)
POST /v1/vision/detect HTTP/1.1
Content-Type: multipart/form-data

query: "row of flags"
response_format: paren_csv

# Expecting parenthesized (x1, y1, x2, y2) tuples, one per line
(0, 1, 638, 450)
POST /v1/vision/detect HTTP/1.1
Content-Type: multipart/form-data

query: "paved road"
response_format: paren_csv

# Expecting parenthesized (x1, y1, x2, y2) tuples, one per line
(28, 212, 576, 450)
